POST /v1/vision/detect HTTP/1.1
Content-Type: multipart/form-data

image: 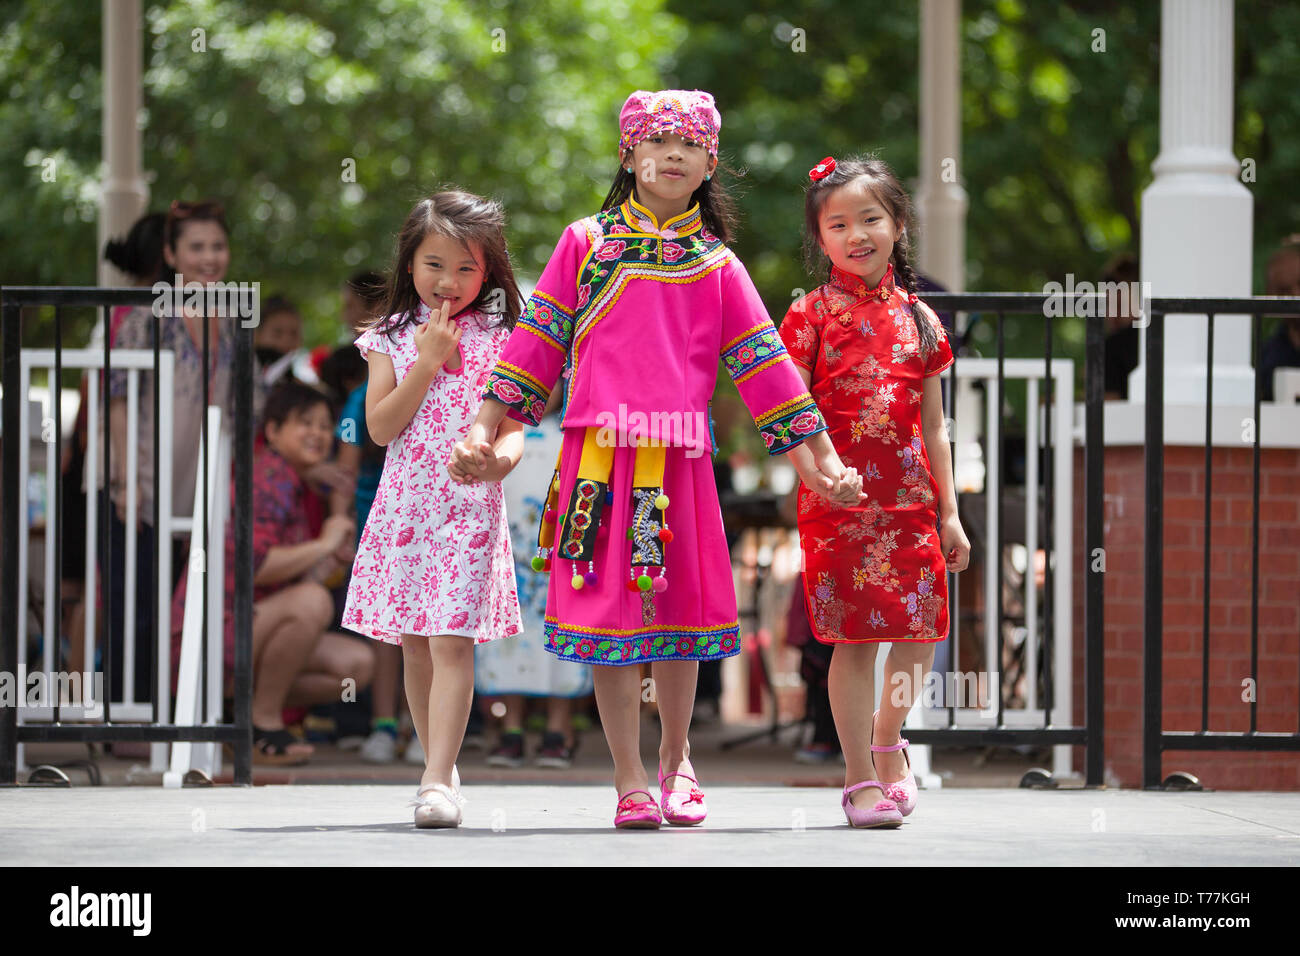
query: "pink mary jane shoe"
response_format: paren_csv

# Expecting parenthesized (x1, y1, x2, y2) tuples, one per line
(871, 710, 917, 816)
(658, 764, 708, 826)
(615, 790, 663, 829)
(841, 781, 903, 829)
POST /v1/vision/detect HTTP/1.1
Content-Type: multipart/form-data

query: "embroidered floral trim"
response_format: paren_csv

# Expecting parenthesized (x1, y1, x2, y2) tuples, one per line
(722, 326, 789, 384)
(518, 296, 574, 353)
(544, 622, 740, 664)
(756, 397, 827, 455)
(483, 367, 548, 425)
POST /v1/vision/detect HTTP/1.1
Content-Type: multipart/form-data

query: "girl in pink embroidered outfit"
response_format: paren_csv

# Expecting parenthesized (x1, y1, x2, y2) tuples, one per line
(343, 192, 525, 828)
(452, 91, 862, 829)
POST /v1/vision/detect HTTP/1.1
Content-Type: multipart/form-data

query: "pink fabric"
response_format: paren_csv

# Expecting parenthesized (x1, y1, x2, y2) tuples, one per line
(495, 213, 812, 454)
(618, 89, 721, 156)
(342, 307, 522, 644)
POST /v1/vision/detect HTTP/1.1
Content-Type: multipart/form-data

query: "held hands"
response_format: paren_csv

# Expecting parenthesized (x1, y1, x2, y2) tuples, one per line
(413, 297, 462, 376)
(448, 422, 499, 484)
(940, 514, 971, 573)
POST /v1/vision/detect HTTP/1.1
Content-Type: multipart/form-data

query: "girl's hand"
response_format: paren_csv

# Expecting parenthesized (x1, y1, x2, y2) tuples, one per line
(829, 466, 863, 506)
(413, 298, 462, 374)
(940, 514, 970, 572)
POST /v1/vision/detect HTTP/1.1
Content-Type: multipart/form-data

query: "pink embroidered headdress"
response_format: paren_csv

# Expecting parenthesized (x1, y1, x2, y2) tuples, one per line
(618, 89, 721, 157)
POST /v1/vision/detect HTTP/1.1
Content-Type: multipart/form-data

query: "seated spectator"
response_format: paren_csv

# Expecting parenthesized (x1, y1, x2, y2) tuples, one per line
(253, 295, 306, 420)
(1260, 237, 1300, 402)
(170, 381, 374, 764)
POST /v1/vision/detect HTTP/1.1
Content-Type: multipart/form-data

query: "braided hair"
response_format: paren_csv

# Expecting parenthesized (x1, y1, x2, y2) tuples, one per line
(803, 155, 938, 359)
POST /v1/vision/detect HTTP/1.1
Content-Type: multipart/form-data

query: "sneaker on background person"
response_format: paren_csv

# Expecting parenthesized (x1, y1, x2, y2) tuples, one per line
(534, 730, 576, 769)
(486, 730, 526, 768)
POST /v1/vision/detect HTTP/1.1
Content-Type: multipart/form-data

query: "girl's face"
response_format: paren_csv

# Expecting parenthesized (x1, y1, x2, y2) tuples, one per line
(163, 220, 230, 283)
(625, 132, 717, 211)
(410, 232, 485, 316)
(817, 178, 902, 288)
(265, 402, 333, 473)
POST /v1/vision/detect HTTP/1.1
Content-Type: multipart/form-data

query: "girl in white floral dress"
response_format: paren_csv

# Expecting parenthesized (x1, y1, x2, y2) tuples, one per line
(342, 192, 524, 828)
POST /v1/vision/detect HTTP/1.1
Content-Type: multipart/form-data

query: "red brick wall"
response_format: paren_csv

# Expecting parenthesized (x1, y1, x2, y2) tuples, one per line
(1070, 445, 1300, 790)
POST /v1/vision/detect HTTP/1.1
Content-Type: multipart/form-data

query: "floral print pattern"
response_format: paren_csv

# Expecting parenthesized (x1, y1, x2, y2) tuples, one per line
(343, 306, 522, 645)
(779, 265, 954, 643)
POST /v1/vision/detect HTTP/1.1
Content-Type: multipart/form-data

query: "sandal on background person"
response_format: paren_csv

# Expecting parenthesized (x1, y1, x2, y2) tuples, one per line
(251, 726, 313, 766)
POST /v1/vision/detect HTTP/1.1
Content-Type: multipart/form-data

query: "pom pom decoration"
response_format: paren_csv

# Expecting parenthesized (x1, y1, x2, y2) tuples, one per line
(571, 574, 585, 590)
(637, 574, 653, 592)
(658, 528, 674, 544)
(654, 493, 669, 510)
(652, 576, 668, 593)
(531, 555, 546, 572)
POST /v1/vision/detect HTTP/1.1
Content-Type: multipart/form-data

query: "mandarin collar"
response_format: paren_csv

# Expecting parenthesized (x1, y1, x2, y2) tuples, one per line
(829, 262, 896, 302)
(619, 196, 703, 239)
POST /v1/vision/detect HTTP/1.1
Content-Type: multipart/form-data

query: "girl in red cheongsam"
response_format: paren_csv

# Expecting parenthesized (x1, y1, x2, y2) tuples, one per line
(780, 155, 971, 828)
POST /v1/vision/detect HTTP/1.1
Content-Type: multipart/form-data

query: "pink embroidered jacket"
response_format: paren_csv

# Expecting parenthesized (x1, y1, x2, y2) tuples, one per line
(484, 196, 826, 455)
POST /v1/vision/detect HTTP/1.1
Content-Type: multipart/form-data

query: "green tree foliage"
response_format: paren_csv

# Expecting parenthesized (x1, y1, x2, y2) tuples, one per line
(0, 0, 681, 345)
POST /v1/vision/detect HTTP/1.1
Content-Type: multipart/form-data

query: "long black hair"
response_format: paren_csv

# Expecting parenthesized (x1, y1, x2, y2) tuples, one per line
(369, 190, 523, 338)
(803, 154, 938, 358)
(601, 157, 740, 244)
(103, 212, 166, 283)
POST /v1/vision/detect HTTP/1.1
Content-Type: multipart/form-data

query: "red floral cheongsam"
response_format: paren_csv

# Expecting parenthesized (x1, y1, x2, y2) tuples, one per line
(779, 264, 954, 643)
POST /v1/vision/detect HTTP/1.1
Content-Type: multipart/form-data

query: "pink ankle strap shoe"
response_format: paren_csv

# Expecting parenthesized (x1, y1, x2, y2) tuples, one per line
(841, 781, 903, 828)
(658, 764, 708, 826)
(615, 789, 663, 829)
(871, 710, 917, 816)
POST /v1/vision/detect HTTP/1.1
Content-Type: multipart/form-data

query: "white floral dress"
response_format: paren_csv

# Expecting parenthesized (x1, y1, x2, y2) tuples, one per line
(342, 305, 522, 644)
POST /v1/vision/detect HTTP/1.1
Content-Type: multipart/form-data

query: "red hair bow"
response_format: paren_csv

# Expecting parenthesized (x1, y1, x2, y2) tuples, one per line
(809, 156, 836, 181)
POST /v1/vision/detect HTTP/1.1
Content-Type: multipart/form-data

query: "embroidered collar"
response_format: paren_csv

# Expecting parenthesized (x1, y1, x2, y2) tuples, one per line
(829, 262, 896, 301)
(619, 196, 704, 239)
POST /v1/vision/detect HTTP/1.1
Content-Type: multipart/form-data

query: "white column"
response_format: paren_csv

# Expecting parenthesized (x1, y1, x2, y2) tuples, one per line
(915, 0, 968, 294)
(1133, 0, 1253, 405)
(98, 0, 149, 286)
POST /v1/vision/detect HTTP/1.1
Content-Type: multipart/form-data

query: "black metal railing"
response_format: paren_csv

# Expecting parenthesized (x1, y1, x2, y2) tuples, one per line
(1142, 297, 1300, 789)
(1, 287, 253, 786)
(908, 293, 1105, 787)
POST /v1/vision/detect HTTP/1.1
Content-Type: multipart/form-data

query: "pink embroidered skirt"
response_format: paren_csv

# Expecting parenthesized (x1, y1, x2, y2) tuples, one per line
(540, 427, 740, 665)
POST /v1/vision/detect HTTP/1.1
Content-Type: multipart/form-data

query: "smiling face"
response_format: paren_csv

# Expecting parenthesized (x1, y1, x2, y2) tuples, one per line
(163, 219, 230, 284)
(409, 231, 485, 317)
(817, 178, 903, 288)
(265, 400, 333, 473)
(625, 131, 717, 214)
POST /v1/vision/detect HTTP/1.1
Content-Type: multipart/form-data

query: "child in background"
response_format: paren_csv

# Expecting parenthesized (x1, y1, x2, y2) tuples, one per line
(779, 154, 970, 828)
(342, 192, 525, 827)
(476, 389, 593, 768)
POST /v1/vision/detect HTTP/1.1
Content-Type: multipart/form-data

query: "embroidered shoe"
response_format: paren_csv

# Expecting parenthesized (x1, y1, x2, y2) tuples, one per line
(658, 763, 707, 826)
(841, 781, 903, 829)
(615, 790, 662, 829)
(871, 710, 917, 816)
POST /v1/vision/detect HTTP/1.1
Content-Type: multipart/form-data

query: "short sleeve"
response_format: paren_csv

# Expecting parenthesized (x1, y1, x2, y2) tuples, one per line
(918, 301, 954, 377)
(251, 453, 297, 573)
(354, 326, 391, 360)
(778, 295, 822, 371)
(108, 307, 152, 399)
